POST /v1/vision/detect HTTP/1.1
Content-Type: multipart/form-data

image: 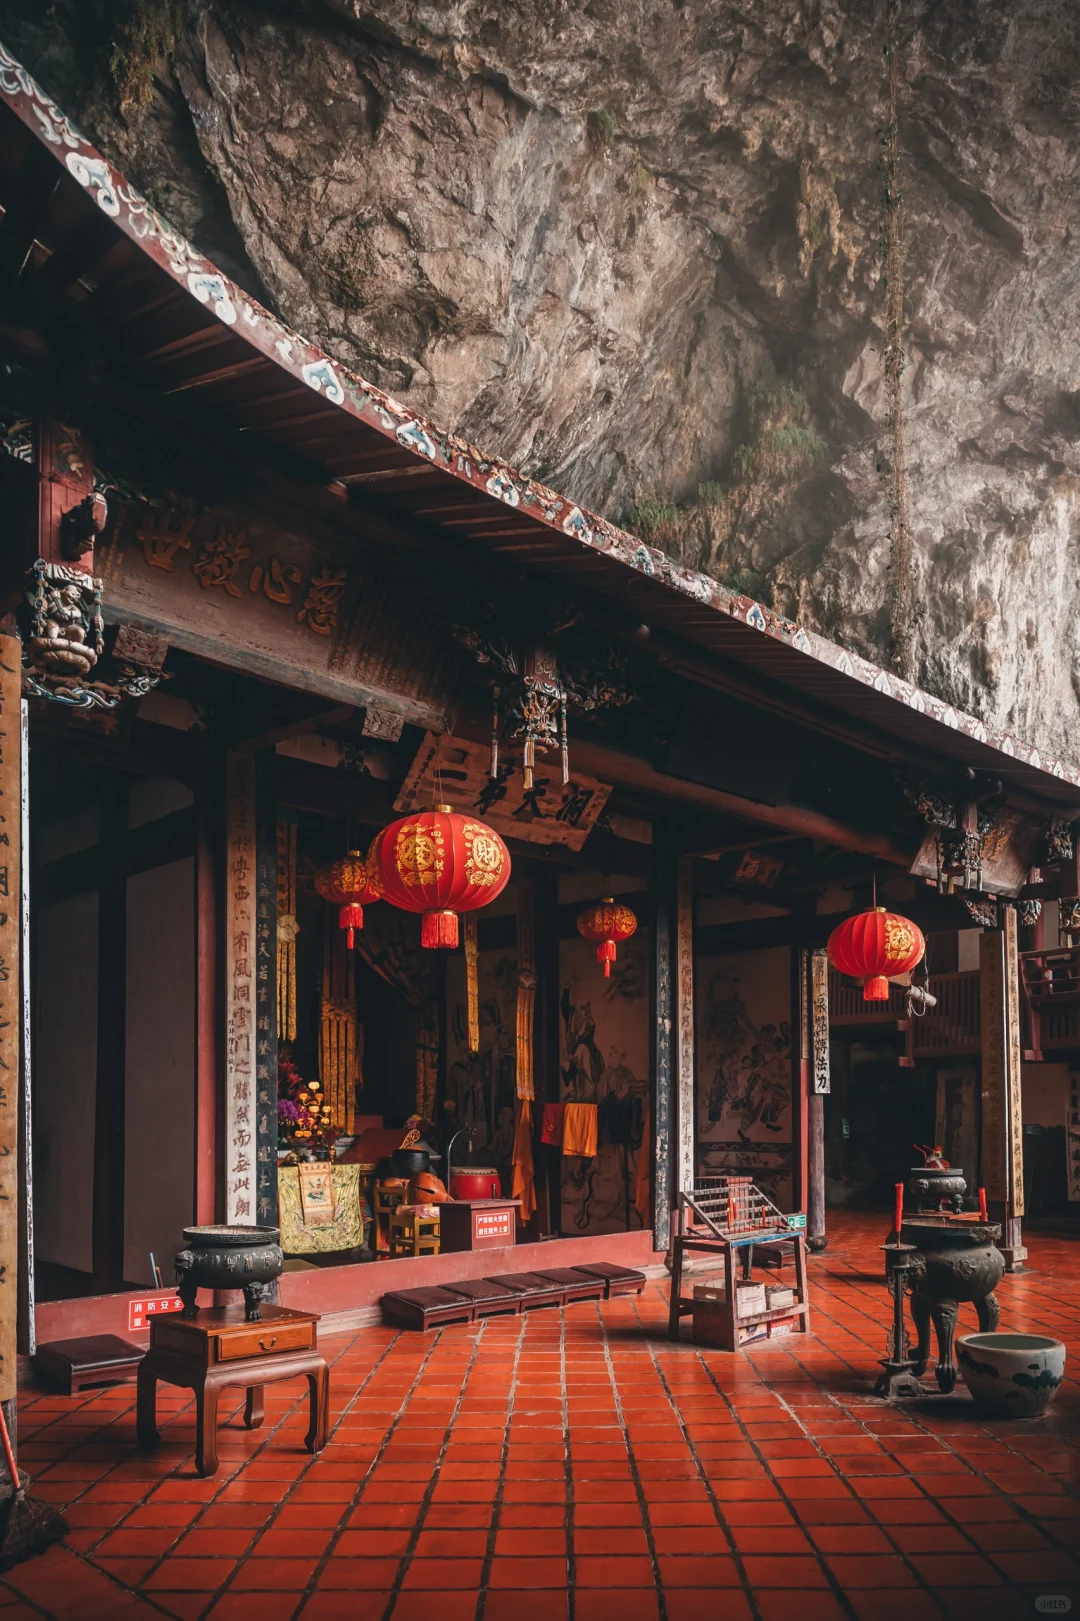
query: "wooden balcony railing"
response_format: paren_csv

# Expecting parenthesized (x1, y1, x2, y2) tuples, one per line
(828, 967, 981, 1058)
(1021, 945, 1080, 1054)
(910, 971, 980, 1058)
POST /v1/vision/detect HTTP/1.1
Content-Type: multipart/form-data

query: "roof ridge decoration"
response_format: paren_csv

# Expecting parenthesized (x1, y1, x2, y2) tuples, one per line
(0, 38, 1074, 791)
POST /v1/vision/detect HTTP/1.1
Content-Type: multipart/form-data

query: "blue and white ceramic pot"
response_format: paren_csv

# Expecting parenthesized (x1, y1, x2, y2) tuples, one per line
(957, 1332, 1066, 1418)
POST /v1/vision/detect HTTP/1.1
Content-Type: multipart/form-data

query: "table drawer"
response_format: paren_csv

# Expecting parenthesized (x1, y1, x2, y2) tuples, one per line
(216, 1320, 314, 1361)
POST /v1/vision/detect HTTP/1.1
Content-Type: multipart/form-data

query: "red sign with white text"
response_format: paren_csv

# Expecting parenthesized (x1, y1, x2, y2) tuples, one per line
(128, 1294, 183, 1332)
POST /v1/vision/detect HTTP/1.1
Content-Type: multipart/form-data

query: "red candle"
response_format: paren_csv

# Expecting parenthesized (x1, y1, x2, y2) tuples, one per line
(894, 1182, 904, 1238)
(979, 1186, 988, 1220)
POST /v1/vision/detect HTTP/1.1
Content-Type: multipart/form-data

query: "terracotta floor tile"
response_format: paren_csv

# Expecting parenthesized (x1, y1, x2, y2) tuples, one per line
(755, 1597, 848, 1621)
(401, 1557, 487, 1589)
(390, 1597, 478, 1621)
(481, 1596, 567, 1621)
(143, 1557, 239, 1591)
(206, 1598, 302, 1621)
(739, 1555, 829, 1589)
(562, 1594, 659, 1621)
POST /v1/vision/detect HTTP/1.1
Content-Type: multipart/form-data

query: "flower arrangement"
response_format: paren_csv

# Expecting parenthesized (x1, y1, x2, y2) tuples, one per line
(278, 1050, 338, 1152)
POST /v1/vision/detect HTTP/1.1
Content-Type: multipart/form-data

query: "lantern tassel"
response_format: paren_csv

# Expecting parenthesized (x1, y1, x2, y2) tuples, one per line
(598, 939, 617, 978)
(422, 909, 459, 950)
(864, 975, 890, 1002)
(339, 903, 365, 950)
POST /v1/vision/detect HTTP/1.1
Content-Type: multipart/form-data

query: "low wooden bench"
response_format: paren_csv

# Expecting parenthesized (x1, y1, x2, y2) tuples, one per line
(381, 1286, 477, 1330)
(441, 1278, 522, 1317)
(567, 1262, 647, 1297)
(381, 1263, 649, 1330)
(486, 1272, 567, 1309)
(531, 1267, 607, 1302)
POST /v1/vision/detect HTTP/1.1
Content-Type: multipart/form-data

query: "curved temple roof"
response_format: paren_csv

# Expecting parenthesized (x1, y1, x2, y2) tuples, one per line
(0, 37, 1075, 813)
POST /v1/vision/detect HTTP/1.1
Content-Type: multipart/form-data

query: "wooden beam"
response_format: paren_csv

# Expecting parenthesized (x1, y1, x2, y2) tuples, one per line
(224, 699, 357, 753)
(566, 738, 915, 864)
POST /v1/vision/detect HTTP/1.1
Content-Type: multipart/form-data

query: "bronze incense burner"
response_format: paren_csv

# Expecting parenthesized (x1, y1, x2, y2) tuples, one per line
(899, 1217, 1003, 1392)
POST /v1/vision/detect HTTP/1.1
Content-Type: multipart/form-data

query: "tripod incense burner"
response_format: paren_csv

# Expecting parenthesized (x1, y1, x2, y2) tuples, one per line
(899, 1217, 1003, 1392)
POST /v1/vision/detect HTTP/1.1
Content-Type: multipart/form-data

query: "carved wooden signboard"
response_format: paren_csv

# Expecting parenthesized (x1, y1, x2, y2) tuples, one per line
(811, 949, 831, 1096)
(396, 733, 612, 851)
(1003, 906, 1025, 1218)
(254, 756, 278, 1227)
(225, 752, 258, 1227)
(96, 503, 456, 728)
(979, 916, 1025, 1214)
(0, 640, 19, 1399)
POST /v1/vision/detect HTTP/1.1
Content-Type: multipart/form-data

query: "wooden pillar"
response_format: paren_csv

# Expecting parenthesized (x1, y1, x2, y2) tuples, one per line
(16, 682, 32, 1359)
(652, 848, 674, 1252)
(93, 768, 128, 1291)
(533, 869, 560, 1237)
(194, 758, 221, 1226)
(0, 638, 23, 1410)
(980, 908, 1027, 1270)
(674, 856, 695, 1200)
(807, 948, 830, 1253)
(253, 753, 278, 1228)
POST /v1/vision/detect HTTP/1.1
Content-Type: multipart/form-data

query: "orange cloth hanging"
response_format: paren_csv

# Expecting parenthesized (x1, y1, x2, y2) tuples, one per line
(561, 1102, 598, 1158)
(634, 1106, 651, 1223)
(511, 1098, 536, 1221)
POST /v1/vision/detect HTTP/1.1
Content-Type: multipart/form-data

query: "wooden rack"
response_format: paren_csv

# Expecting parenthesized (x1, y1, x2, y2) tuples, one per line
(667, 1176, 810, 1350)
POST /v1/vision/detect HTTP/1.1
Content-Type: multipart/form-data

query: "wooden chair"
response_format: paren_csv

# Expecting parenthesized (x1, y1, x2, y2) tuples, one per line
(389, 1205, 440, 1258)
(373, 1180, 407, 1253)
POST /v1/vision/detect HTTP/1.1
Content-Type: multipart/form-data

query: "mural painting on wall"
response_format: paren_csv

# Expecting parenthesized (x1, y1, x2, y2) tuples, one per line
(558, 932, 649, 1236)
(446, 946, 519, 1192)
(696, 947, 794, 1208)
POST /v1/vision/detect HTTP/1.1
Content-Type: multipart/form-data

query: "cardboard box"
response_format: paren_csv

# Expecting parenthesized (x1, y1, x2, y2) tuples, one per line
(737, 1320, 769, 1346)
(735, 1282, 767, 1319)
(765, 1286, 795, 1311)
(692, 1282, 726, 1303)
(768, 1316, 796, 1338)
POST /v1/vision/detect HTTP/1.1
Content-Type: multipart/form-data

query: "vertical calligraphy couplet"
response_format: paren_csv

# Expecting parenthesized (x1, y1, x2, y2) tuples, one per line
(253, 754, 278, 1228)
(0, 639, 21, 1399)
(225, 752, 258, 1227)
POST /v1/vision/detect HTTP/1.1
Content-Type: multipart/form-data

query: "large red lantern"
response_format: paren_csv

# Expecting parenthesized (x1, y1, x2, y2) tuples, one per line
(373, 805, 510, 948)
(314, 850, 381, 948)
(827, 906, 925, 1001)
(577, 896, 638, 978)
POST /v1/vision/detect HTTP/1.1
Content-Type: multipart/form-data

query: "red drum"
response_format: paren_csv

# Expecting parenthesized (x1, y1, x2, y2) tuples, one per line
(449, 1168, 501, 1201)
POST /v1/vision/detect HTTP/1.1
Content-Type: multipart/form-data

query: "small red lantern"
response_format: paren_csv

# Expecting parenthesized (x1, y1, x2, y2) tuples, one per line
(826, 906, 925, 1001)
(314, 850, 381, 948)
(577, 896, 638, 978)
(373, 805, 510, 949)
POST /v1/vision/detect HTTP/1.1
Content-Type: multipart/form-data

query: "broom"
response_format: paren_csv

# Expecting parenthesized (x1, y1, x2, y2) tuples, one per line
(0, 1401, 67, 1571)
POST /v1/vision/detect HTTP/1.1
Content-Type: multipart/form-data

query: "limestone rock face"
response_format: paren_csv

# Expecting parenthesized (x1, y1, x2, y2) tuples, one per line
(3, 1, 1080, 761)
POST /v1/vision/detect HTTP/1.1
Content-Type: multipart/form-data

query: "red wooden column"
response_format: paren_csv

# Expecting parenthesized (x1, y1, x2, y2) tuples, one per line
(194, 755, 221, 1226)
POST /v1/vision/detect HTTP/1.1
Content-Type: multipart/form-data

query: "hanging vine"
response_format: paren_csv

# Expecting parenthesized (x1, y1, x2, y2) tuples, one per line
(880, 0, 915, 683)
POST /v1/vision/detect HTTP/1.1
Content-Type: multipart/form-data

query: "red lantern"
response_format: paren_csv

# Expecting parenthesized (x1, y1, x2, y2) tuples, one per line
(373, 805, 510, 949)
(314, 850, 381, 948)
(577, 896, 638, 978)
(826, 906, 925, 1001)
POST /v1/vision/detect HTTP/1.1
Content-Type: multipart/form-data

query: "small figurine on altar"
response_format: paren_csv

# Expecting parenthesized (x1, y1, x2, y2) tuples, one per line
(914, 1143, 949, 1169)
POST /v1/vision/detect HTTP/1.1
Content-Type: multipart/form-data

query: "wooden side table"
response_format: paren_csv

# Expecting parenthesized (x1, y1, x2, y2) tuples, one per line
(136, 1304, 328, 1477)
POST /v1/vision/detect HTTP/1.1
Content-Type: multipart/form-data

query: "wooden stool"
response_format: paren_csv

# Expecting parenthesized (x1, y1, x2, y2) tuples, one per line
(136, 1304, 328, 1478)
(389, 1206, 440, 1257)
(35, 1334, 144, 1394)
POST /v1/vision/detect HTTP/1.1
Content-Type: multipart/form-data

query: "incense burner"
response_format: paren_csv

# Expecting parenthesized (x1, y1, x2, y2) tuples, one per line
(908, 1164, 967, 1215)
(175, 1226, 284, 1322)
(899, 1218, 1003, 1392)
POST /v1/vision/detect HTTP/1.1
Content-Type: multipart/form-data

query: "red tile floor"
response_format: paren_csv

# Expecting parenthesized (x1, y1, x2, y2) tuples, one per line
(5, 1212, 1080, 1621)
